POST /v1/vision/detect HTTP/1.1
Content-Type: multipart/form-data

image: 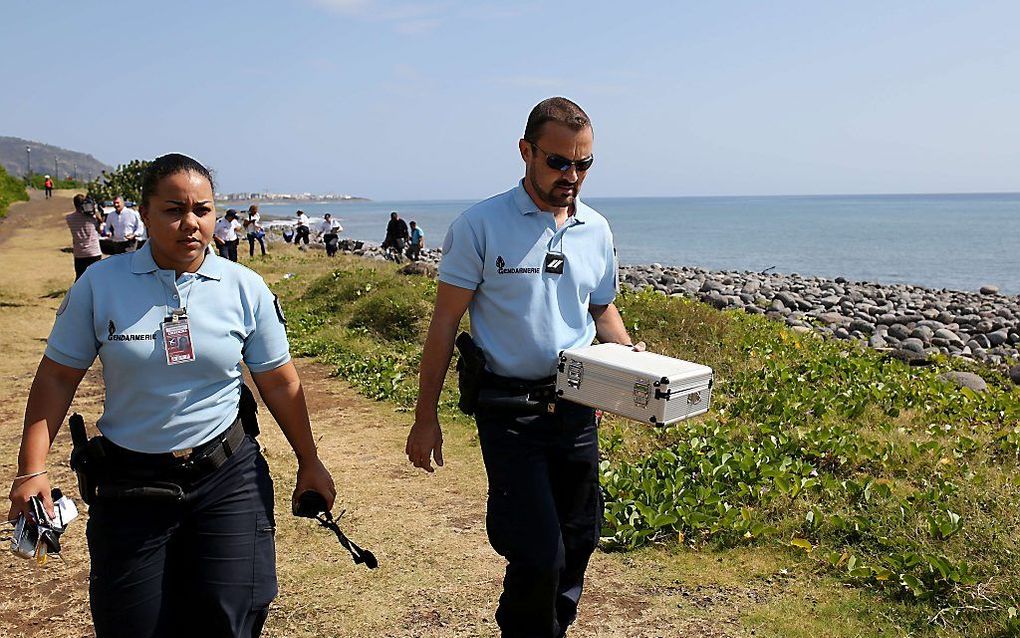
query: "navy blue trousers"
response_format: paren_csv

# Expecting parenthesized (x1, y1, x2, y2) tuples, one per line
(475, 396, 603, 638)
(87, 436, 277, 638)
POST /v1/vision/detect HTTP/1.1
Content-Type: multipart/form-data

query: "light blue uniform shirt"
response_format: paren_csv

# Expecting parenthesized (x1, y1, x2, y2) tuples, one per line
(439, 181, 618, 380)
(45, 243, 290, 453)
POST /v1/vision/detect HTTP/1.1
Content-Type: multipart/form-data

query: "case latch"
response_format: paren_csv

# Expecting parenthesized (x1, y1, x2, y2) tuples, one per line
(633, 379, 651, 408)
(567, 360, 584, 389)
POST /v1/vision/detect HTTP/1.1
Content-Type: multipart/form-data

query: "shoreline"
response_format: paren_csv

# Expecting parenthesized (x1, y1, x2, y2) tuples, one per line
(265, 227, 1020, 367)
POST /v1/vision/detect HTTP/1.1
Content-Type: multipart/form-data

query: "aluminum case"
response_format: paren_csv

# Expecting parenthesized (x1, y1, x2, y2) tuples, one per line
(556, 344, 713, 425)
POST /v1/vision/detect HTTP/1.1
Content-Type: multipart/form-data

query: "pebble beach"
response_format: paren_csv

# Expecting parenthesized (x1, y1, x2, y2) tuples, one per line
(271, 229, 1020, 370)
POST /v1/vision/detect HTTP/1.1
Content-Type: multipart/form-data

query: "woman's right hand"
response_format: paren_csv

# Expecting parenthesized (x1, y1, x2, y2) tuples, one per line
(7, 474, 54, 524)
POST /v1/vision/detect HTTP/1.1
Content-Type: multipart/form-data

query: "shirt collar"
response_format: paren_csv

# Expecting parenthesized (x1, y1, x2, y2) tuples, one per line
(131, 242, 223, 280)
(512, 180, 587, 225)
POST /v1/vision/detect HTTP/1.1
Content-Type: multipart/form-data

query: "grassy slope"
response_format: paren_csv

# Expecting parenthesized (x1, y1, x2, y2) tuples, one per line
(251, 249, 1020, 637)
(0, 166, 29, 218)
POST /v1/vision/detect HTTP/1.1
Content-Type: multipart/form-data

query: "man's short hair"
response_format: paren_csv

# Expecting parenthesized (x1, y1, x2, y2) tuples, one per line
(523, 97, 591, 143)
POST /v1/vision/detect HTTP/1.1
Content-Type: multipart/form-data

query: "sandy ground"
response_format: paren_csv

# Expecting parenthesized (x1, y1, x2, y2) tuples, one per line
(0, 191, 777, 637)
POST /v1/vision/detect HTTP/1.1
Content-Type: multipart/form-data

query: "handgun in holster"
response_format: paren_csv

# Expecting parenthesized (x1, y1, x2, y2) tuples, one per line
(455, 332, 486, 415)
(68, 413, 104, 506)
(238, 383, 260, 438)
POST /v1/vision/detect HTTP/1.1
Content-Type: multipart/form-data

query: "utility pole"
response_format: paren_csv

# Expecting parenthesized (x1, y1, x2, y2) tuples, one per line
(54, 157, 58, 179)
(74, 163, 78, 181)
(25, 146, 31, 177)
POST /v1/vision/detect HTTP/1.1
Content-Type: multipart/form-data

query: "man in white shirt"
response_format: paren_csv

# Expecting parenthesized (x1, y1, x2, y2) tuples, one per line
(294, 210, 311, 246)
(106, 196, 143, 253)
(316, 213, 343, 257)
(213, 209, 243, 261)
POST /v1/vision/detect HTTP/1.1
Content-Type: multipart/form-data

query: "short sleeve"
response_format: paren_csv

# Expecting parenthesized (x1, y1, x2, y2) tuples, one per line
(590, 227, 618, 306)
(242, 280, 291, 373)
(438, 216, 484, 291)
(44, 275, 99, 369)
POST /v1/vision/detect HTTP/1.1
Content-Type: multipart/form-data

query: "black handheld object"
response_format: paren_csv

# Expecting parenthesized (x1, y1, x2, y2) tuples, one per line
(455, 332, 486, 415)
(293, 491, 378, 570)
(68, 413, 99, 505)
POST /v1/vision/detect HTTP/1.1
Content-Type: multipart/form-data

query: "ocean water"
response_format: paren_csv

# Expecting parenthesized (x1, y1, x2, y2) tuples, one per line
(252, 192, 1020, 295)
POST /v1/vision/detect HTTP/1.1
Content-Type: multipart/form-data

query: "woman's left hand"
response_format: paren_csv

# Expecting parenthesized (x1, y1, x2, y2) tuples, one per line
(293, 456, 337, 512)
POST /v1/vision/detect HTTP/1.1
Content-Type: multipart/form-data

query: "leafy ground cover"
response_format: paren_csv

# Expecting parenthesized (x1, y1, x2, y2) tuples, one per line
(266, 253, 1019, 637)
(0, 166, 28, 218)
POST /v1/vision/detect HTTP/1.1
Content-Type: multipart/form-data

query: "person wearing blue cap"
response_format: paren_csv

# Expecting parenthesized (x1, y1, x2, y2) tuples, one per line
(406, 97, 642, 638)
(7, 153, 337, 638)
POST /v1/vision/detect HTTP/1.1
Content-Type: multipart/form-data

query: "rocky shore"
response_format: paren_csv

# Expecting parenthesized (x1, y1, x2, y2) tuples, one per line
(280, 233, 1020, 370)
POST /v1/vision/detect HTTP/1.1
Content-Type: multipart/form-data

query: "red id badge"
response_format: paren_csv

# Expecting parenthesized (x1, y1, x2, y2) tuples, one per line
(162, 315, 196, 365)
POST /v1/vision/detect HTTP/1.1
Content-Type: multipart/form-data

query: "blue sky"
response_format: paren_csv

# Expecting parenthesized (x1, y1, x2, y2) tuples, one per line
(3, 1, 1018, 199)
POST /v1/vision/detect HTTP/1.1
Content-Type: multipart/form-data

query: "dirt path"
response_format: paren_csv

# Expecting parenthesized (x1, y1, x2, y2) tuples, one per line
(0, 192, 756, 638)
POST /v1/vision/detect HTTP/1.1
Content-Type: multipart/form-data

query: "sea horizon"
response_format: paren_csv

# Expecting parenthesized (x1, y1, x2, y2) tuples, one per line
(247, 191, 1020, 296)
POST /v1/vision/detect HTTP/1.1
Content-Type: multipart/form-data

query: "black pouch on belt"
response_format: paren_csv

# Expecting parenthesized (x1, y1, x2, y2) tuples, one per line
(455, 332, 487, 416)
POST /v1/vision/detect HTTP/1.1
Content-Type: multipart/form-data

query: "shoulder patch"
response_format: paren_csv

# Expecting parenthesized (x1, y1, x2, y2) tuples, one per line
(273, 295, 287, 325)
(56, 292, 70, 316)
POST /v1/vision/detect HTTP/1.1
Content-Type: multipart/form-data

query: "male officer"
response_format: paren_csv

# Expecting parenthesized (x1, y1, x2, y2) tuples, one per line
(406, 97, 641, 637)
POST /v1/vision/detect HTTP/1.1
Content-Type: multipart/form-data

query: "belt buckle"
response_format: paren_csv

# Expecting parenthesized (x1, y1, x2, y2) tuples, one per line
(171, 447, 193, 459)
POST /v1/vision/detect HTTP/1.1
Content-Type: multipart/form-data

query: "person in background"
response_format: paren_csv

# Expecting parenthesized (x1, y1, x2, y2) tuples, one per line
(65, 194, 103, 279)
(407, 220, 424, 261)
(106, 196, 143, 254)
(44, 175, 54, 199)
(382, 211, 409, 261)
(245, 205, 267, 257)
(317, 213, 343, 257)
(294, 210, 311, 246)
(406, 97, 637, 638)
(282, 225, 295, 244)
(8, 153, 336, 637)
(214, 209, 243, 262)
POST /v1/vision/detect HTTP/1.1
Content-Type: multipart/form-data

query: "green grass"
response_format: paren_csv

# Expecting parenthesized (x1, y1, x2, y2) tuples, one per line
(0, 165, 29, 218)
(258, 250, 1020, 637)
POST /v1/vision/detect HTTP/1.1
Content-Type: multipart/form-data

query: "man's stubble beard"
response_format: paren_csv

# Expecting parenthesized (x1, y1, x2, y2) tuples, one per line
(528, 169, 576, 210)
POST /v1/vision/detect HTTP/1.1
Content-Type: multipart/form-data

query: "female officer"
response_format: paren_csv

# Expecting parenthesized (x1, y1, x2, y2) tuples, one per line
(7, 153, 336, 638)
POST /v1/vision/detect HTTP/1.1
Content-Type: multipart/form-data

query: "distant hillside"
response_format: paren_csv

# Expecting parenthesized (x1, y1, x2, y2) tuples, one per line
(0, 136, 111, 182)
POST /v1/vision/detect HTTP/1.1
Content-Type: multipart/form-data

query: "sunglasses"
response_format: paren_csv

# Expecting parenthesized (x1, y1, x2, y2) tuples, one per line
(529, 142, 594, 172)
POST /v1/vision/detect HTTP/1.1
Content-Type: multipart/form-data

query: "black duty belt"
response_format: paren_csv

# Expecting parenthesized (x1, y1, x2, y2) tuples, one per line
(478, 371, 559, 415)
(104, 418, 247, 481)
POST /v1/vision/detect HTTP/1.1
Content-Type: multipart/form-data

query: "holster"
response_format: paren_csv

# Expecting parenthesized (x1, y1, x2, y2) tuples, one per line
(455, 332, 487, 416)
(68, 413, 103, 505)
(239, 382, 260, 437)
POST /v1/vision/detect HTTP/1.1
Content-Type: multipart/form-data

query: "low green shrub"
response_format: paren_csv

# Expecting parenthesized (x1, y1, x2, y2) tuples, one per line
(0, 166, 29, 218)
(273, 263, 1020, 635)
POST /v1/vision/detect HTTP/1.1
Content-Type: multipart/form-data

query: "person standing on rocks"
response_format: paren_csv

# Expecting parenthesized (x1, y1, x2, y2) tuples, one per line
(294, 210, 311, 246)
(245, 205, 267, 257)
(406, 97, 640, 638)
(406, 220, 424, 261)
(65, 194, 103, 279)
(317, 213, 343, 257)
(382, 211, 409, 261)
